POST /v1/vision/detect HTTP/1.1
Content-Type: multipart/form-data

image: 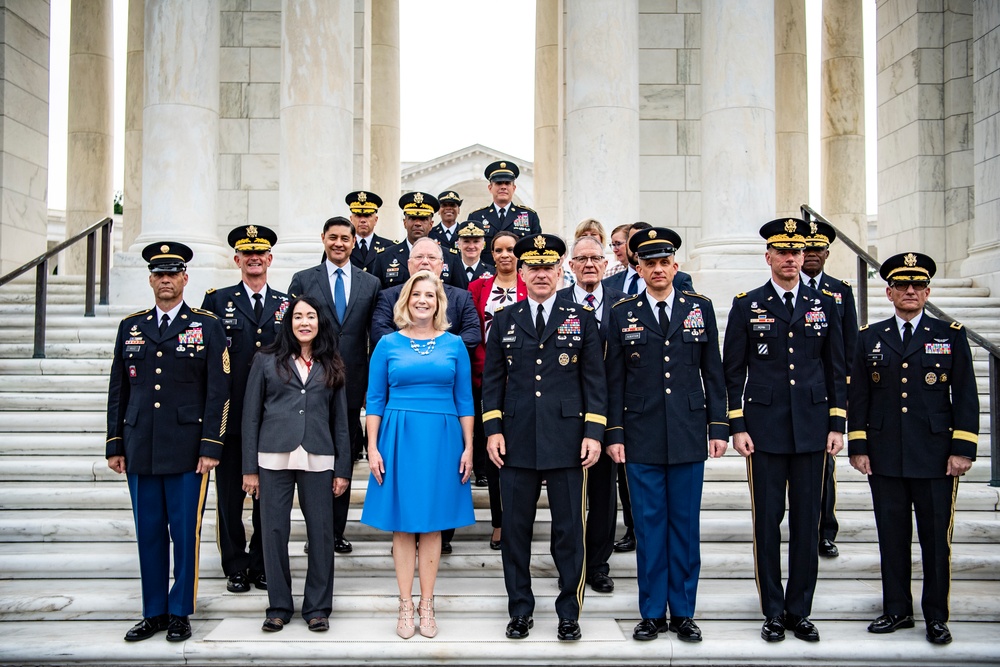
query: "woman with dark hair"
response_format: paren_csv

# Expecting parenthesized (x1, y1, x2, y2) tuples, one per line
(242, 295, 352, 633)
(467, 231, 527, 550)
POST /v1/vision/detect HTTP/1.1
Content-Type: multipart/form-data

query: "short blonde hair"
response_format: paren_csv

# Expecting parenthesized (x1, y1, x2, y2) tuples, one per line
(574, 218, 606, 245)
(393, 270, 451, 332)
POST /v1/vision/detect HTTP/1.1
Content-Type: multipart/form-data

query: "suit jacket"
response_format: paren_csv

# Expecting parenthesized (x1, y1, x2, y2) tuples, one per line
(848, 314, 979, 477)
(201, 283, 289, 443)
(428, 223, 460, 250)
(370, 283, 480, 350)
(468, 274, 527, 385)
(241, 353, 352, 479)
(605, 290, 728, 465)
(350, 233, 393, 274)
(371, 241, 464, 289)
(604, 268, 694, 295)
(287, 262, 381, 409)
(453, 261, 494, 290)
(723, 281, 847, 454)
(106, 302, 230, 474)
(466, 203, 542, 263)
(810, 272, 858, 381)
(482, 297, 607, 470)
(556, 284, 627, 344)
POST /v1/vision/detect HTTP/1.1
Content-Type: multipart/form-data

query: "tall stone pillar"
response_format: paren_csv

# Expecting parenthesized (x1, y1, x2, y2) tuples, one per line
(370, 0, 401, 241)
(534, 0, 562, 231)
(775, 0, 808, 219)
(821, 0, 866, 278)
(564, 0, 639, 239)
(122, 0, 144, 251)
(688, 0, 776, 301)
(0, 2, 49, 274)
(65, 0, 114, 275)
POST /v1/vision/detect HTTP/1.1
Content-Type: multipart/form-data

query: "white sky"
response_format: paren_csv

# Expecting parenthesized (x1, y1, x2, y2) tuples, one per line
(46, 0, 877, 214)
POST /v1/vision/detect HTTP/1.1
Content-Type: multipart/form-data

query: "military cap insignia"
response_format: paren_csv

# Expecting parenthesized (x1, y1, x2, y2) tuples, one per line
(500, 162, 506, 168)
(448, 192, 456, 199)
(358, 191, 367, 202)
(810, 222, 818, 235)
(160, 244, 170, 253)
(205, 287, 216, 294)
(648, 230, 657, 239)
(247, 225, 258, 238)
(904, 253, 918, 267)
(414, 192, 424, 204)
(784, 219, 797, 233)
(534, 235, 546, 249)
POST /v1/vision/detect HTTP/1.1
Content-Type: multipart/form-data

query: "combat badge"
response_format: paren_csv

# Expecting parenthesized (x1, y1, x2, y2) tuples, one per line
(872, 371, 880, 383)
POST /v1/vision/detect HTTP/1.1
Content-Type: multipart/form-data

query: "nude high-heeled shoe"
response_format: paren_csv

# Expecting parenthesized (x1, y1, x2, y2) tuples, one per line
(418, 596, 438, 638)
(396, 597, 415, 639)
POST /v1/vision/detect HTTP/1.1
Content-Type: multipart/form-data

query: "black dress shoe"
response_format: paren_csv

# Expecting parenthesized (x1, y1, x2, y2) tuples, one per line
(557, 618, 582, 641)
(925, 620, 952, 644)
(489, 536, 502, 550)
(587, 572, 615, 593)
(783, 613, 819, 642)
(308, 617, 330, 632)
(868, 613, 915, 634)
(249, 570, 267, 590)
(613, 529, 636, 552)
(475, 475, 489, 487)
(261, 617, 285, 632)
(165, 615, 192, 642)
(818, 539, 839, 558)
(669, 616, 703, 642)
(441, 542, 453, 555)
(226, 571, 250, 593)
(124, 615, 169, 642)
(334, 537, 353, 553)
(506, 615, 533, 639)
(632, 617, 667, 641)
(761, 616, 785, 642)
(303, 540, 309, 554)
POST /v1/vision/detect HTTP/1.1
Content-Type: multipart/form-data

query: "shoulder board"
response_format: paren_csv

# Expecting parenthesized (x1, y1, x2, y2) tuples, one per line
(950, 321, 964, 330)
(822, 289, 834, 297)
(189, 307, 219, 319)
(860, 324, 869, 331)
(205, 287, 217, 294)
(612, 294, 640, 308)
(470, 205, 490, 213)
(516, 204, 537, 213)
(735, 292, 747, 299)
(448, 247, 459, 255)
(841, 278, 851, 287)
(125, 308, 152, 319)
(682, 290, 711, 302)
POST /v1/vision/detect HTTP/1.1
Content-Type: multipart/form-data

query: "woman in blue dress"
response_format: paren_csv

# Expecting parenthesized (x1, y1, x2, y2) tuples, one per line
(362, 270, 475, 639)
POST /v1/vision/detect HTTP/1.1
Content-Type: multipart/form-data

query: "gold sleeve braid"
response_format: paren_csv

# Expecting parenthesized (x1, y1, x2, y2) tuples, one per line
(220, 399, 229, 438)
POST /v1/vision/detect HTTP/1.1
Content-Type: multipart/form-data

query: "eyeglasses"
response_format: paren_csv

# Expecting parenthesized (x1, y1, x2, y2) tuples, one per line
(572, 255, 607, 265)
(890, 281, 927, 292)
(609, 241, 626, 249)
(411, 254, 443, 262)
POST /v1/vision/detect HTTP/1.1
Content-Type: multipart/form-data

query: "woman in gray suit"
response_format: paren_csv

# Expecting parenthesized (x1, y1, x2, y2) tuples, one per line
(242, 295, 352, 633)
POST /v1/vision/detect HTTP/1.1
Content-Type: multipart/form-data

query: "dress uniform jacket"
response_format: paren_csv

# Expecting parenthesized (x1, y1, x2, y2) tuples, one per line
(370, 241, 464, 289)
(848, 314, 979, 474)
(454, 262, 494, 290)
(482, 298, 607, 469)
(106, 303, 230, 473)
(605, 291, 728, 464)
(814, 273, 858, 372)
(466, 203, 542, 261)
(556, 285, 627, 345)
(428, 223, 460, 250)
(723, 283, 848, 452)
(350, 233, 393, 274)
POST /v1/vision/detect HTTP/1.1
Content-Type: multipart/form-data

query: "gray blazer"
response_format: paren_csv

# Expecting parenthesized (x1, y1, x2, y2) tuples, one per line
(241, 353, 352, 479)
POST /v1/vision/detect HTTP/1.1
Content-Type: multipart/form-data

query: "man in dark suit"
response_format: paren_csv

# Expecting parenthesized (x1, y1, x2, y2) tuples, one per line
(428, 190, 463, 250)
(604, 221, 695, 295)
(201, 225, 288, 594)
(347, 190, 393, 273)
(558, 235, 625, 595)
(465, 160, 542, 260)
(723, 218, 847, 644)
(801, 220, 859, 558)
(372, 191, 464, 289)
(483, 234, 607, 642)
(848, 252, 978, 645)
(605, 227, 728, 643)
(106, 242, 229, 643)
(288, 216, 382, 554)
(453, 220, 494, 289)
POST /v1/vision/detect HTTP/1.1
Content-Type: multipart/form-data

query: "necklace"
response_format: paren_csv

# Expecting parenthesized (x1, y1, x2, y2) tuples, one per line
(298, 355, 313, 371)
(409, 336, 436, 356)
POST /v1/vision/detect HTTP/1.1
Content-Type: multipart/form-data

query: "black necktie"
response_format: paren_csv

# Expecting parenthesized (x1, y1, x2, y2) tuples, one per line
(627, 273, 639, 295)
(359, 238, 368, 258)
(808, 277, 817, 289)
(902, 321, 913, 348)
(657, 301, 669, 334)
(497, 207, 506, 225)
(158, 313, 169, 336)
(253, 293, 263, 321)
(783, 291, 795, 315)
(535, 303, 545, 337)
(466, 266, 474, 280)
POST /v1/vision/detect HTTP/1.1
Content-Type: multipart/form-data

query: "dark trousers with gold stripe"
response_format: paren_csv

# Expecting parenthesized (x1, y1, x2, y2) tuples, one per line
(127, 471, 209, 618)
(869, 474, 957, 622)
(500, 465, 586, 620)
(747, 450, 824, 619)
(819, 452, 839, 542)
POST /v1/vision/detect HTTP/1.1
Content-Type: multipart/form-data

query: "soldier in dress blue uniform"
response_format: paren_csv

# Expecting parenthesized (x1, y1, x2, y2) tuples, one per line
(201, 225, 288, 594)
(453, 220, 494, 289)
(428, 190, 463, 250)
(465, 160, 542, 262)
(605, 227, 728, 643)
(347, 190, 393, 273)
(848, 252, 978, 645)
(372, 191, 464, 289)
(801, 220, 859, 558)
(723, 218, 847, 644)
(483, 234, 606, 642)
(106, 242, 230, 643)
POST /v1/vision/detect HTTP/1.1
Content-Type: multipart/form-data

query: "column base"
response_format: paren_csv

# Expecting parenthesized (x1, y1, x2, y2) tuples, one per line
(962, 241, 1000, 297)
(684, 238, 771, 306)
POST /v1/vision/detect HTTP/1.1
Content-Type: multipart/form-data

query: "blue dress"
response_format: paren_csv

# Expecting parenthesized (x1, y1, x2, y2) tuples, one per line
(361, 331, 476, 533)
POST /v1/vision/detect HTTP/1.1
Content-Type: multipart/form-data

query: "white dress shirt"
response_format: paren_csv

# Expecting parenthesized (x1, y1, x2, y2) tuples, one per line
(242, 282, 268, 311)
(526, 293, 558, 328)
(325, 259, 352, 309)
(623, 266, 645, 294)
(154, 302, 183, 330)
(895, 311, 923, 340)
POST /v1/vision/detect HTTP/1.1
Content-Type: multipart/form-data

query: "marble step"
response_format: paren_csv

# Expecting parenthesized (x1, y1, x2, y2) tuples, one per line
(0, 342, 114, 358)
(0, 358, 113, 374)
(0, 327, 118, 345)
(2, 507, 998, 544)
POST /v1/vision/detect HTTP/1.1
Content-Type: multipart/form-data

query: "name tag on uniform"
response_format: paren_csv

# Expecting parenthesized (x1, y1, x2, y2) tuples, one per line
(502, 335, 517, 343)
(925, 343, 951, 354)
(223, 318, 238, 326)
(752, 323, 772, 331)
(623, 331, 642, 341)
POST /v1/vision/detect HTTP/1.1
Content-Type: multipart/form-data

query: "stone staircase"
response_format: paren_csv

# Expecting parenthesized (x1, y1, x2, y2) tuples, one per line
(1, 275, 999, 666)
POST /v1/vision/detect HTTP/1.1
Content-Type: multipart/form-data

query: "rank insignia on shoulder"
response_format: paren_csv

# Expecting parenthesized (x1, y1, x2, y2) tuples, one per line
(860, 324, 869, 331)
(205, 287, 216, 294)
(682, 290, 711, 302)
(950, 321, 963, 330)
(736, 292, 747, 299)
(375, 246, 385, 253)
(582, 304, 594, 312)
(822, 289, 834, 297)
(842, 278, 851, 286)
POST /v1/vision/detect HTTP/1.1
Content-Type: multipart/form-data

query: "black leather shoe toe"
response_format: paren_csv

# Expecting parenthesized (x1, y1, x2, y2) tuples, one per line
(226, 571, 250, 593)
(926, 620, 952, 645)
(818, 539, 839, 558)
(440, 542, 453, 555)
(632, 617, 666, 641)
(165, 615, 192, 642)
(334, 537, 353, 554)
(557, 618, 582, 641)
(506, 615, 533, 639)
(784, 614, 819, 642)
(761, 616, 785, 642)
(613, 530, 636, 552)
(249, 570, 267, 590)
(669, 616, 703, 642)
(868, 613, 915, 634)
(587, 572, 614, 593)
(475, 475, 489, 487)
(124, 615, 169, 642)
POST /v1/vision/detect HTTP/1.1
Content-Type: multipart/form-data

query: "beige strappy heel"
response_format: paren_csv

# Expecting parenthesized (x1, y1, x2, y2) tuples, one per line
(418, 596, 438, 638)
(396, 597, 415, 639)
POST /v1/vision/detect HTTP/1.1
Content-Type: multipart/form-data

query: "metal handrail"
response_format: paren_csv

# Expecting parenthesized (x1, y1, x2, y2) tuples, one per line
(0, 216, 114, 358)
(801, 204, 1000, 487)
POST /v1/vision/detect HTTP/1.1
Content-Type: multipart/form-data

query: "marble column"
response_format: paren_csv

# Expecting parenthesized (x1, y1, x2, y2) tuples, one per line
(122, 0, 144, 251)
(564, 0, 639, 239)
(370, 0, 401, 241)
(688, 0, 776, 301)
(821, 0, 866, 279)
(65, 0, 114, 275)
(533, 0, 562, 232)
(775, 0, 809, 219)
